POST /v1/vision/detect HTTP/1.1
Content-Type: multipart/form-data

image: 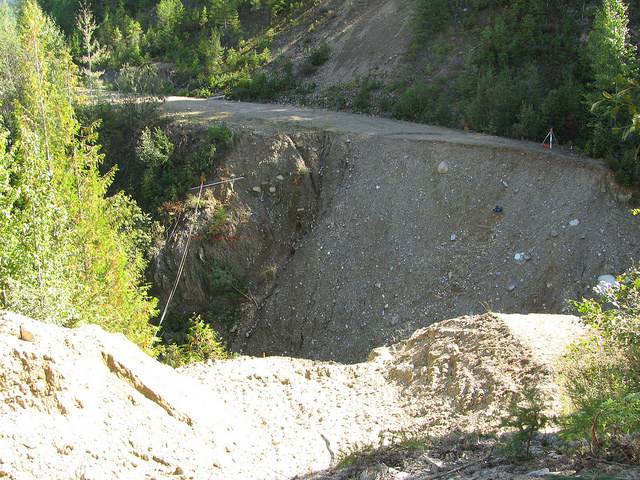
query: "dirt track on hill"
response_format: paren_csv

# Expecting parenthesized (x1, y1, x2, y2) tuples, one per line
(161, 96, 598, 163)
(158, 97, 640, 364)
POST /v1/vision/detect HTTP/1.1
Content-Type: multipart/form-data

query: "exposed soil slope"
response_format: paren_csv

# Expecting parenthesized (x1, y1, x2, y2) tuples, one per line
(1, 310, 603, 480)
(268, 0, 417, 91)
(158, 98, 640, 363)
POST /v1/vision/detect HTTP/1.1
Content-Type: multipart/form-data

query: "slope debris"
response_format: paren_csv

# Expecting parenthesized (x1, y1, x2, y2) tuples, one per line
(1, 310, 593, 480)
(157, 98, 640, 363)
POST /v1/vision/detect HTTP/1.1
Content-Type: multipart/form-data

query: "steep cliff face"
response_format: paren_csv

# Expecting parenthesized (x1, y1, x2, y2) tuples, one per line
(151, 100, 640, 363)
(242, 135, 639, 363)
(148, 128, 342, 338)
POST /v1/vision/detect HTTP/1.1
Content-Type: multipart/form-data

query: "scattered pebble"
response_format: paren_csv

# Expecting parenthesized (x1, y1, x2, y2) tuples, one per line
(20, 325, 34, 342)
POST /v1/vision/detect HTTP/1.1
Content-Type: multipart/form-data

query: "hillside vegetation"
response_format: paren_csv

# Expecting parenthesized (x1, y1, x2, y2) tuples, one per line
(27, 0, 640, 189)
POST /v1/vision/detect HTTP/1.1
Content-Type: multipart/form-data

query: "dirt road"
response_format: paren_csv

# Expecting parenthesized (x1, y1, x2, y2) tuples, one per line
(161, 96, 597, 164)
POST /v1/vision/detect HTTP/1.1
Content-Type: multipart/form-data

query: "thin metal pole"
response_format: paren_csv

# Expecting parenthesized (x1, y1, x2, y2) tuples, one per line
(153, 176, 205, 340)
(190, 176, 244, 191)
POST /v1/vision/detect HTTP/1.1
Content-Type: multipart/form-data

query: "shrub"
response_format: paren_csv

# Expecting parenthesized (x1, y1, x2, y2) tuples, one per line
(207, 122, 234, 153)
(309, 41, 330, 67)
(392, 78, 453, 126)
(115, 63, 167, 95)
(562, 265, 640, 459)
(161, 314, 228, 368)
(231, 71, 281, 101)
(299, 60, 316, 76)
(412, 0, 451, 43)
(207, 260, 238, 295)
(500, 384, 549, 458)
(131, 121, 233, 209)
(209, 206, 228, 235)
(137, 127, 174, 168)
(353, 77, 383, 113)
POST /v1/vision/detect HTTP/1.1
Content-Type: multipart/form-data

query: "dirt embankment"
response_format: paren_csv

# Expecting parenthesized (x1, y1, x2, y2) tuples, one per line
(0, 310, 604, 480)
(157, 98, 640, 364)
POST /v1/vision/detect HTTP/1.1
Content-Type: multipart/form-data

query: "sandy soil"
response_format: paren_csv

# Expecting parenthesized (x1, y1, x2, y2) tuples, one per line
(4, 310, 625, 480)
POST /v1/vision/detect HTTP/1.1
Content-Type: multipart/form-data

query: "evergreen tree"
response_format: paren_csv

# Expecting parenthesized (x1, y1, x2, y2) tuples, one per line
(1, 1, 158, 354)
(585, 0, 639, 175)
(588, 0, 637, 93)
(75, 1, 106, 92)
(0, 118, 17, 308)
(0, 0, 23, 128)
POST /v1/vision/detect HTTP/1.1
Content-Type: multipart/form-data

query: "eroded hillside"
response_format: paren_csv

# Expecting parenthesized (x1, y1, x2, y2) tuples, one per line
(155, 98, 640, 363)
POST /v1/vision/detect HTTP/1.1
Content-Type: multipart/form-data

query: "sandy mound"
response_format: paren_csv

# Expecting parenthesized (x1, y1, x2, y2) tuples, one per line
(1, 310, 587, 479)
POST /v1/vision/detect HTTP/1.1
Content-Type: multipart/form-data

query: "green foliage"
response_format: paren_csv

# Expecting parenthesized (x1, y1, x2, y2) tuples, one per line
(185, 314, 228, 359)
(209, 205, 228, 235)
(1, 1, 158, 354)
(583, 1, 639, 179)
(562, 265, 640, 458)
(392, 77, 453, 126)
(115, 63, 167, 95)
(74, 2, 106, 91)
(591, 74, 640, 186)
(412, 0, 451, 43)
(207, 260, 238, 295)
(148, 0, 185, 57)
(207, 122, 234, 155)
(137, 127, 174, 167)
(97, 7, 145, 69)
(400, 0, 590, 149)
(500, 384, 549, 459)
(137, 126, 174, 202)
(336, 444, 376, 470)
(30, 0, 640, 189)
(588, 0, 637, 93)
(355, 77, 382, 113)
(0, 0, 24, 129)
(161, 314, 228, 368)
(308, 41, 330, 67)
(93, 119, 233, 211)
(0, 119, 17, 306)
(267, 0, 317, 19)
(228, 56, 304, 101)
(231, 71, 281, 101)
(74, 96, 163, 200)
